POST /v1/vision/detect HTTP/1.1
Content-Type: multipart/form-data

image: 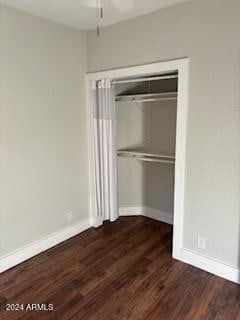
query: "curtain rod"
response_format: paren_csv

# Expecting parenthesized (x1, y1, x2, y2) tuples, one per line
(112, 74, 177, 85)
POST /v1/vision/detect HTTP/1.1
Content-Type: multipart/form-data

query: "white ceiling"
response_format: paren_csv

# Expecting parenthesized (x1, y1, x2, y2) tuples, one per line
(1, 0, 190, 30)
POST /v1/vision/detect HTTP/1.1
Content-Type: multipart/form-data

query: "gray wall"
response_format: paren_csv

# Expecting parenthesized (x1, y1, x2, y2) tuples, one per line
(87, 0, 240, 268)
(144, 101, 176, 214)
(116, 98, 176, 216)
(0, 5, 89, 256)
(117, 102, 144, 208)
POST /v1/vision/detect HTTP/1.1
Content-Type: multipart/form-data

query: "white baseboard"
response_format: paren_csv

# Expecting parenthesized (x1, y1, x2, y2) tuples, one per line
(2, 212, 239, 285)
(119, 206, 173, 225)
(174, 248, 240, 284)
(0, 217, 92, 273)
(144, 207, 173, 225)
(92, 215, 104, 227)
(119, 207, 143, 216)
(119, 207, 240, 284)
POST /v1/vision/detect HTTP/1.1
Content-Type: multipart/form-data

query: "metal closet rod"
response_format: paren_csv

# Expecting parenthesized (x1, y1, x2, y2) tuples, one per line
(112, 74, 177, 85)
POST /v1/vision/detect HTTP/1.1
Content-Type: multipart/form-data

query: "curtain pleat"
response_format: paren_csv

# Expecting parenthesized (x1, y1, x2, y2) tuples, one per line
(91, 79, 118, 222)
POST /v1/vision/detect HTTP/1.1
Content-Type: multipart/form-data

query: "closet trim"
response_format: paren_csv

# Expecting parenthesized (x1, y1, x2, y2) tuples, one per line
(86, 58, 189, 263)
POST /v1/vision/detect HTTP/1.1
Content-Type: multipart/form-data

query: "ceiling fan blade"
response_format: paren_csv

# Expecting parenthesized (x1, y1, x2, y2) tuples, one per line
(112, 0, 135, 13)
(80, 0, 98, 9)
(80, 0, 135, 13)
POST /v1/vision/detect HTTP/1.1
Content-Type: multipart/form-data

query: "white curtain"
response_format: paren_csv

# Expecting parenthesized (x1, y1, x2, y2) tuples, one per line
(91, 79, 118, 223)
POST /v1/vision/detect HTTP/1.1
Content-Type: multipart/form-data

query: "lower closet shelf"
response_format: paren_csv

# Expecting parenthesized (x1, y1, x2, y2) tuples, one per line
(117, 150, 175, 164)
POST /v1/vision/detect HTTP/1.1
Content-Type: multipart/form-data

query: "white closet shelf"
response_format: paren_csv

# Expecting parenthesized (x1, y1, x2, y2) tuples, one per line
(115, 92, 177, 103)
(117, 150, 175, 164)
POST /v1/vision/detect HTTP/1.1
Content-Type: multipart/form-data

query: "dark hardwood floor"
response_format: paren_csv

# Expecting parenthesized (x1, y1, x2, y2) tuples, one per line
(0, 216, 239, 319)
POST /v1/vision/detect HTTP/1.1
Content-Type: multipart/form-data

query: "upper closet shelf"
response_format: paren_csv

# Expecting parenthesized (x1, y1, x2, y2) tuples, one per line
(117, 150, 175, 165)
(115, 92, 177, 103)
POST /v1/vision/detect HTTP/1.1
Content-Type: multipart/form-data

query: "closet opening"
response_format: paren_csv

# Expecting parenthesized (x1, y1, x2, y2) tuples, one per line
(87, 59, 189, 261)
(115, 72, 178, 228)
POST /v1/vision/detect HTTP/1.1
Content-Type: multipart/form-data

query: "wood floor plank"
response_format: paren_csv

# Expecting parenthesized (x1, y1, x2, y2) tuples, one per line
(0, 217, 239, 320)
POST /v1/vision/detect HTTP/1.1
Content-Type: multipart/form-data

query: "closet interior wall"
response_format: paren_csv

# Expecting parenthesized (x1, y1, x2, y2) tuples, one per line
(115, 75, 178, 221)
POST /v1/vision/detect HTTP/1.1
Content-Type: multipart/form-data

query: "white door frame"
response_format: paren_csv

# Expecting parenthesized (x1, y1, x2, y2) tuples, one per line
(86, 58, 189, 260)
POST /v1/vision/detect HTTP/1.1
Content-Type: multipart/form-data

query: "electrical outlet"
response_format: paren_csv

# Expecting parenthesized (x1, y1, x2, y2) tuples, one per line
(66, 211, 73, 223)
(197, 236, 206, 249)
